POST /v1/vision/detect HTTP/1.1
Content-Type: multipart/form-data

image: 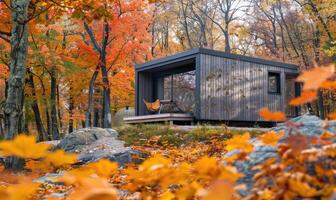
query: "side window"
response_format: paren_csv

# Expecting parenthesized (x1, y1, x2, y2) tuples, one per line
(268, 72, 281, 94)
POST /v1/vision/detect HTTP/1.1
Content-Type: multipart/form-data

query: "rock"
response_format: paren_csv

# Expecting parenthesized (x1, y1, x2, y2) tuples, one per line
(56, 128, 118, 152)
(225, 115, 336, 196)
(42, 140, 60, 146)
(46, 192, 68, 199)
(272, 114, 336, 137)
(55, 128, 145, 166)
(34, 173, 64, 185)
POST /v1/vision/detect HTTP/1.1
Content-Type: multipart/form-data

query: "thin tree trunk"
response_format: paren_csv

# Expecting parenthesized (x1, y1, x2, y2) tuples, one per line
(0, 117, 4, 138)
(101, 62, 112, 128)
(85, 66, 99, 127)
(93, 107, 100, 127)
(50, 68, 59, 139)
(68, 92, 74, 133)
(100, 20, 112, 128)
(27, 71, 47, 141)
(56, 85, 63, 131)
(32, 72, 52, 139)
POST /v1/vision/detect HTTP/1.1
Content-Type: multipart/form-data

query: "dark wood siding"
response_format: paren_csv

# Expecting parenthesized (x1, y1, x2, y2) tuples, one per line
(136, 72, 153, 116)
(199, 54, 298, 121)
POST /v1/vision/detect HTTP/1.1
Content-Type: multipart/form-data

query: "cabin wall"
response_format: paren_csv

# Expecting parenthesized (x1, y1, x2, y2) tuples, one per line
(198, 54, 298, 121)
(136, 72, 153, 116)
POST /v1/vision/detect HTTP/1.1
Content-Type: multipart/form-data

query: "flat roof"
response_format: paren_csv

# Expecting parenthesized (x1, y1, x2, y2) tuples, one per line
(136, 48, 298, 71)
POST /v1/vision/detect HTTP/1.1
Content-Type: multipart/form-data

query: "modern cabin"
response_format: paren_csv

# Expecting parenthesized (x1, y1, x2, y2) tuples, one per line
(124, 48, 300, 125)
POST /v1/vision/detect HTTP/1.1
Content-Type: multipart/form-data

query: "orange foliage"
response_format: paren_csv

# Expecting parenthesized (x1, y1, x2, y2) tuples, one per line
(297, 65, 335, 91)
(290, 90, 318, 106)
(259, 107, 287, 122)
(257, 131, 285, 146)
(0, 129, 334, 200)
(290, 64, 335, 106)
(224, 133, 254, 153)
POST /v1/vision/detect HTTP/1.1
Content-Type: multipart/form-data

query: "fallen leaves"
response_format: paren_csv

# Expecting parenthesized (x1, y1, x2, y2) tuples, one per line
(224, 133, 254, 153)
(0, 181, 40, 200)
(0, 129, 335, 200)
(288, 178, 320, 198)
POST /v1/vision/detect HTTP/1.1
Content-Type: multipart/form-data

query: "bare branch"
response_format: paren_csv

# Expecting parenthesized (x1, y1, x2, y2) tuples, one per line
(83, 22, 102, 53)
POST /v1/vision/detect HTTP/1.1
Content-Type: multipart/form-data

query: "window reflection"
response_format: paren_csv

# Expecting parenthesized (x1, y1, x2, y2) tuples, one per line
(161, 70, 196, 113)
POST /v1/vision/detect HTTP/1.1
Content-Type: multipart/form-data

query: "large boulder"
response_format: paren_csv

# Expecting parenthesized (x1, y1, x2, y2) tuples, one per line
(272, 114, 336, 137)
(55, 128, 143, 166)
(225, 115, 336, 196)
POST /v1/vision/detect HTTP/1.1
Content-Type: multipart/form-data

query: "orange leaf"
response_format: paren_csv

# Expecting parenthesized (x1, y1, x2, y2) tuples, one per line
(320, 81, 336, 90)
(259, 107, 286, 122)
(297, 65, 335, 91)
(284, 134, 312, 155)
(327, 112, 336, 120)
(290, 90, 317, 106)
(257, 131, 285, 146)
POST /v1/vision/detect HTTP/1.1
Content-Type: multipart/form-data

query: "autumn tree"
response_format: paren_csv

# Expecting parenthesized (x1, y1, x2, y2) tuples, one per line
(68, 0, 152, 128)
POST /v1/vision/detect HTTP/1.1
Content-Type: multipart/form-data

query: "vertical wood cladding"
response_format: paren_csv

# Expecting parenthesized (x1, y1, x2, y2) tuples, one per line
(199, 54, 297, 121)
(137, 72, 153, 116)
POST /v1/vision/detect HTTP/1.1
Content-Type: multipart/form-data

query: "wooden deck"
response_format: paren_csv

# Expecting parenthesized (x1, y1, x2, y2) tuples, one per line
(123, 113, 194, 124)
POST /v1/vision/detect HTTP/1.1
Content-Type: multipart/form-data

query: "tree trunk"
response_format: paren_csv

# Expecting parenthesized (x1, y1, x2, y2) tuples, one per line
(85, 66, 99, 127)
(0, 117, 4, 138)
(68, 92, 74, 133)
(93, 107, 100, 127)
(50, 68, 59, 139)
(224, 28, 230, 53)
(4, 0, 30, 169)
(57, 85, 63, 131)
(4, 0, 30, 139)
(100, 56, 112, 128)
(27, 72, 47, 141)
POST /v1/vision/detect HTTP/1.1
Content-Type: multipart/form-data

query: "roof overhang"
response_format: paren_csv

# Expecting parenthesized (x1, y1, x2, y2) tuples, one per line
(135, 48, 299, 72)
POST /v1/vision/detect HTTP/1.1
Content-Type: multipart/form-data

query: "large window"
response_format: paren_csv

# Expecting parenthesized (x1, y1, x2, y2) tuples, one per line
(268, 72, 281, 94)
(161, 70, 196, 113)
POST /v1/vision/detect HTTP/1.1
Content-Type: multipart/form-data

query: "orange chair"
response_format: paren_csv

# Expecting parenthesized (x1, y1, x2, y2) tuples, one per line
(143, 99, 162, 114)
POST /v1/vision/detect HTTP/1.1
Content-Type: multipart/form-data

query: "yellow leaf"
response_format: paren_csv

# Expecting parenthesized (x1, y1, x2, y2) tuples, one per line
(218, 166, 242, 183)
(176, 181, 203, 200)
(82, 159, 118, 178)
(257, 131, 284, 146)
(67, 178, 118, 200)
(4, 182, 40, 200)
(0, 135, 50, 159)
(224, 133, 253, 153)
(74, 188, 118, 200)
(201, 180, 235, 200)
(45, 149, 78, 167)
(288, 178, 319, 197)
(159, 191, 175, 200)
(139, 154, 171, 171)
(193, 156, 220, 177)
